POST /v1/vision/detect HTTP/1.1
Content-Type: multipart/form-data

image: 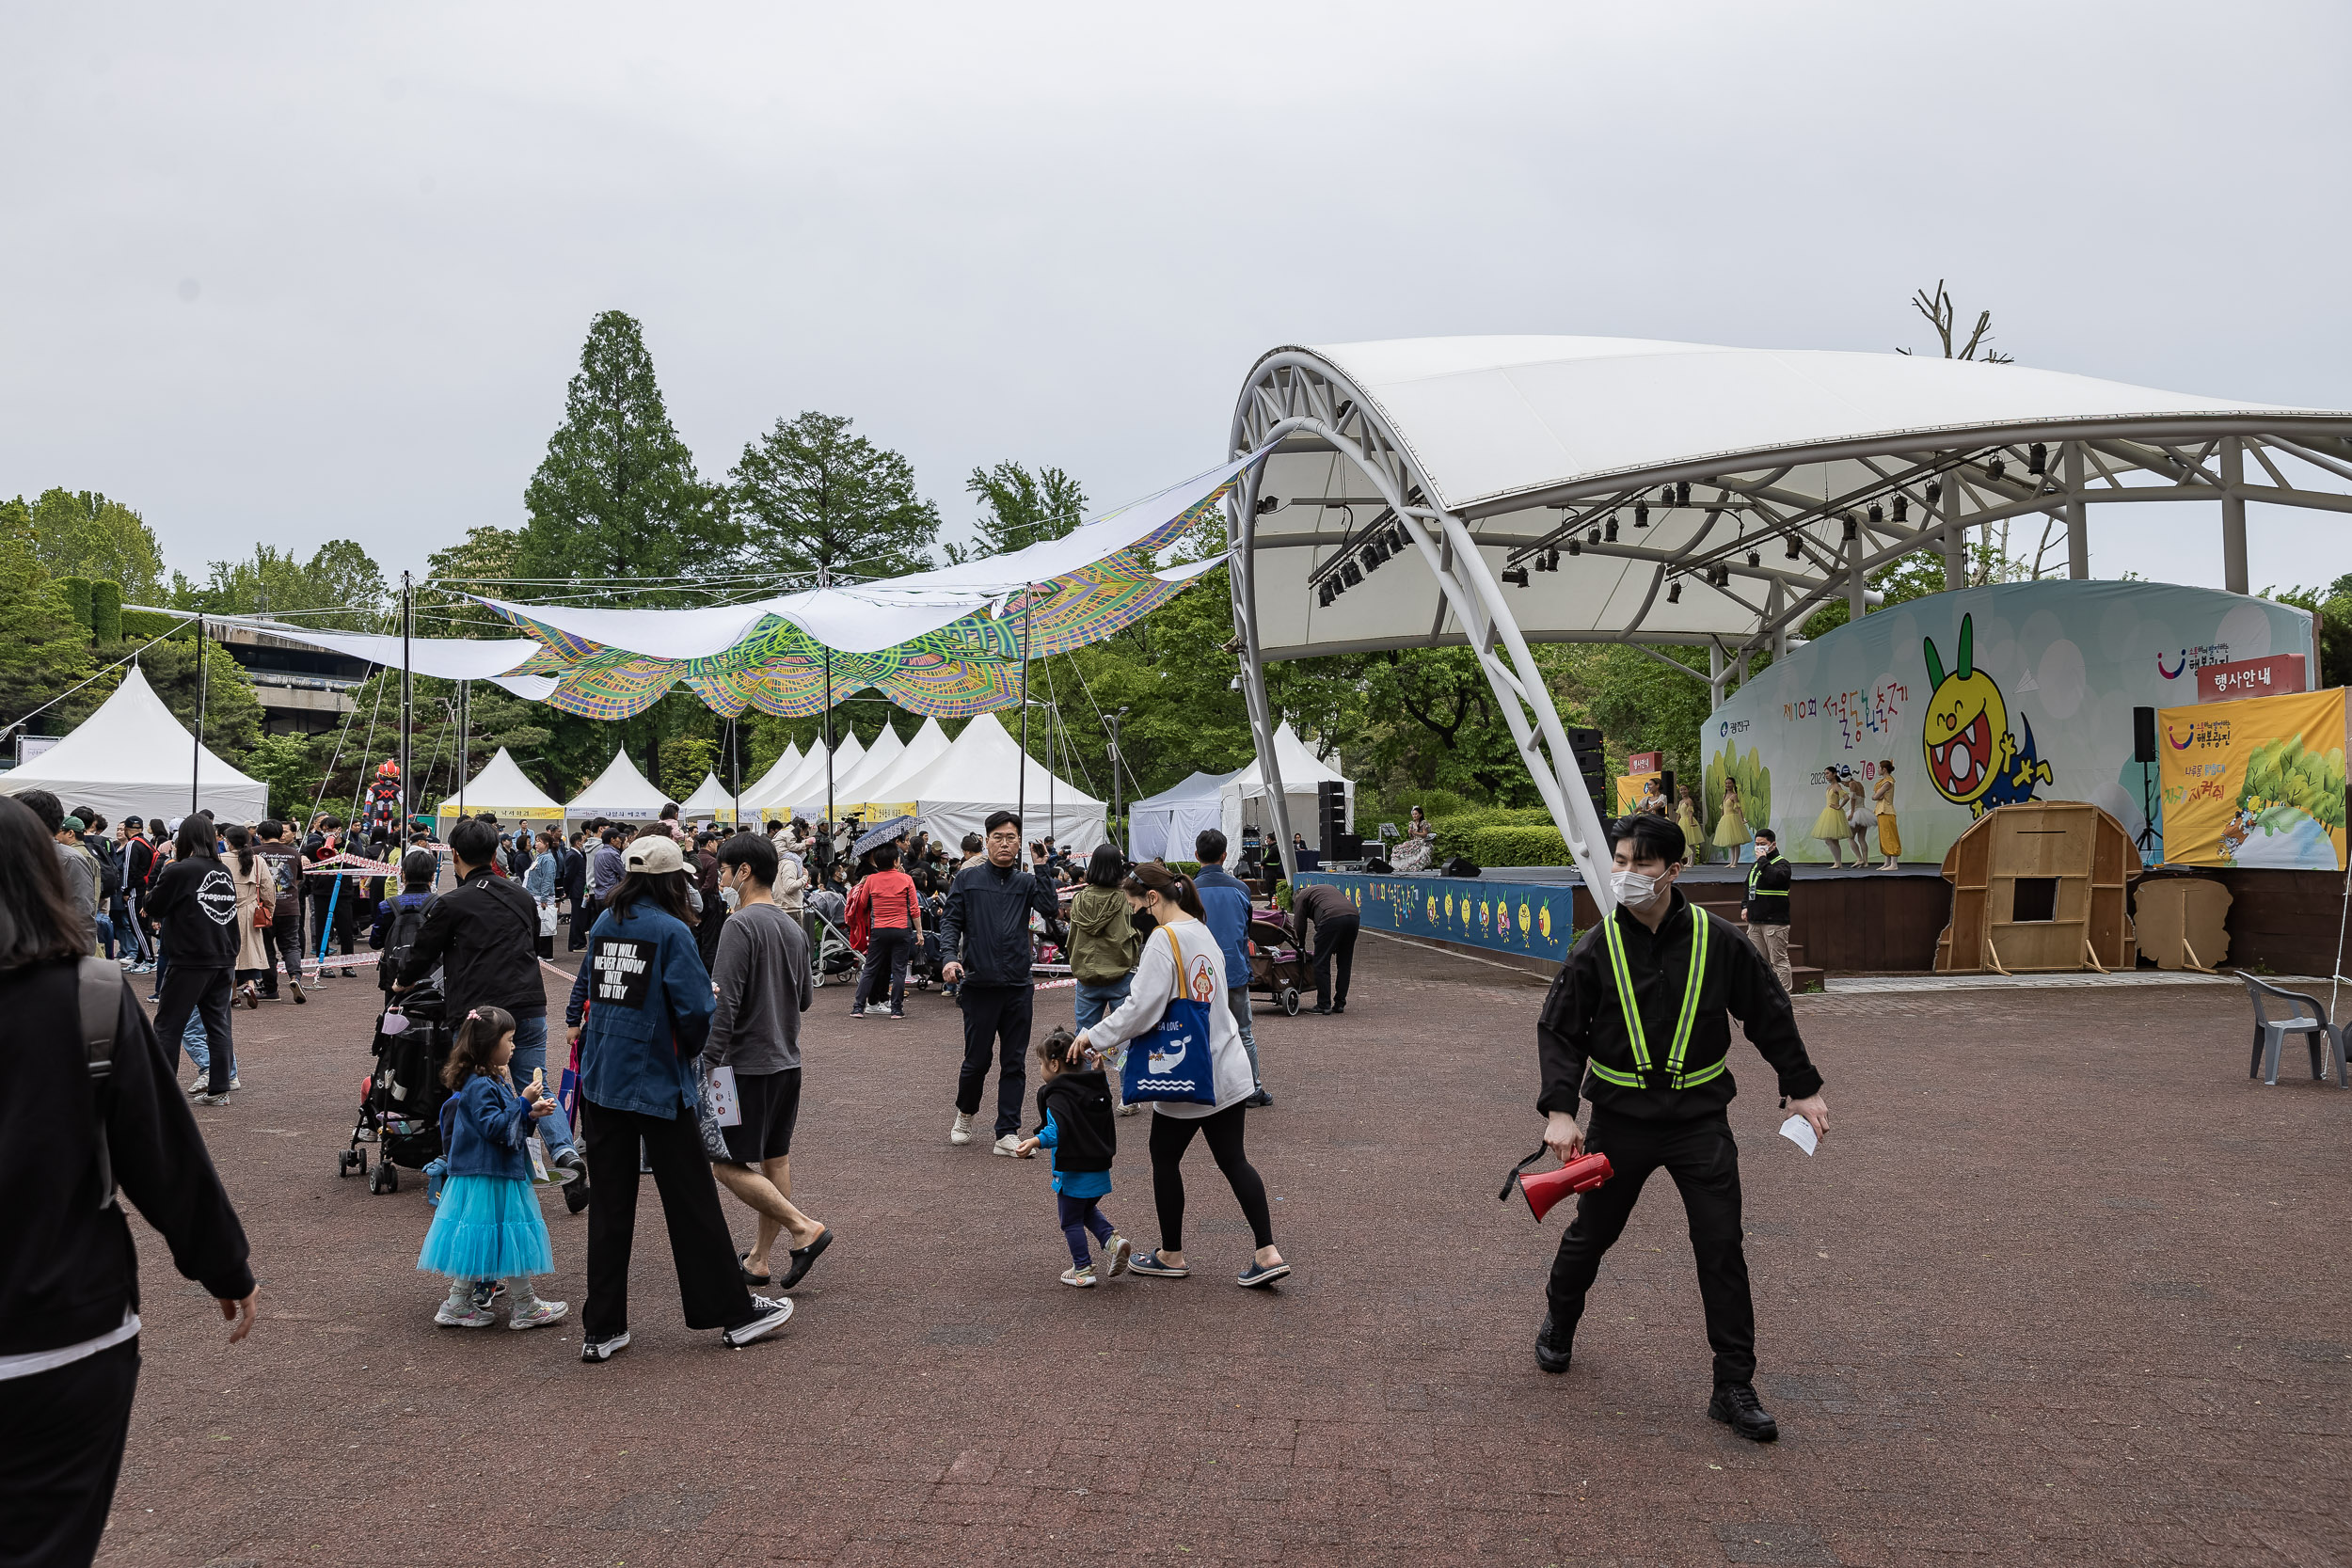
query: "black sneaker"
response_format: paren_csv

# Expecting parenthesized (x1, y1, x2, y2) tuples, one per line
(580, 1329, 630, 1363)
(1707, 1383, 1778, 1442)
(1245, 1089, 1273, 1108)
(1534, 1312, 1573, 1374)
(723, 1295, 793, 1348)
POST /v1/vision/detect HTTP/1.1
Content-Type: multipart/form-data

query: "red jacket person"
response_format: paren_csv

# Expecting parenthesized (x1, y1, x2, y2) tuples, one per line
(1534, 811, 1829, 1442)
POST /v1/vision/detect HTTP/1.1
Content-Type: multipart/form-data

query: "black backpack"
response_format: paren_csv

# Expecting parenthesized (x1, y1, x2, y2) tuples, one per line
(380, 893, 437, 986)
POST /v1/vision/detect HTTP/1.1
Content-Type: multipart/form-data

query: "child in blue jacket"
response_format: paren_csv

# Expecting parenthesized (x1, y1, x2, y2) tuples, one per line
(418, 1005, 567, 1330)
(1015, 1028, 1131, 1288)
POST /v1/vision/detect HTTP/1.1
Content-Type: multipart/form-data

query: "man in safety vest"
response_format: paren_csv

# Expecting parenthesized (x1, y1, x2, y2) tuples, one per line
(1740, 826, 1793, 993)
(1534, 812, 1829, 1441)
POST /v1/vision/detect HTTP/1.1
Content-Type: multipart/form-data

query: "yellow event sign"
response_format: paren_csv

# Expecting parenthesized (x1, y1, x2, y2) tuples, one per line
(2157, 688, 2348, 870)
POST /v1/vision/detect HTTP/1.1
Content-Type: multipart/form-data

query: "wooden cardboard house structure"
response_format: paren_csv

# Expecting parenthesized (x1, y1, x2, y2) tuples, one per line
(1934, 802, 2138, 974)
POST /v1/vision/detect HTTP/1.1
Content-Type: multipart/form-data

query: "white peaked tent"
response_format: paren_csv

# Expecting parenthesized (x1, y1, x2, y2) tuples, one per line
(1219, 723, 1354, 852)
(805, 724, 903, 817)
(564, 749, 675, 823)
(738, 742, 801, 810)
(678, 772, 740, 824)
(780, 731, 866, 822)
(0, 666, 268, 825)
(435, 748, 564, 827)
(1130, 767, 1246, 863)
(857, 718, 953, 816)
(892, 712, 1106, 853)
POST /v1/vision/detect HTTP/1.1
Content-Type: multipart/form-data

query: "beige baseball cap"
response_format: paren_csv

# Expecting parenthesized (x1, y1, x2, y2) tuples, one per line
(622, 834, 687, 875)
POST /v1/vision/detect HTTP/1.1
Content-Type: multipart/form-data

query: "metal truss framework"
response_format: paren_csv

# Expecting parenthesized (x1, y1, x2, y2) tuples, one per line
(1229, 348, 2352, 908)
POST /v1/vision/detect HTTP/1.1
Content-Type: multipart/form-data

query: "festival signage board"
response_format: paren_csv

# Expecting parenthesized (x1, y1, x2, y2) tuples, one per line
(2195, 655, 2306, 705)
(1700, 580, 2315, 866)
(1293, 873, 1576, 964)
(2155, 688, 2347, 870)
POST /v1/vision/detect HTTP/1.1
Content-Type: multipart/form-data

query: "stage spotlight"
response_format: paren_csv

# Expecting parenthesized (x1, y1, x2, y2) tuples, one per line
(1255, 495, 1280, 515)
(1567, 540, 1581, 557)
(1634, 500, 1649, 529)
(1867, 501, 1883, 528)
(1532, 552, 1549, 573)
(1546, 547, 1561, 571)
(1317, 582, 1334, 608)
(1893, 493, 1909, 523)
(1926, 481, 1942, 505)
(1502, 566, 1531, 587)
(1389, 526, 1406, 553)
(1985, 456, 2007, 482)
(1604, 516, 1619, 543)
(1745, 549, 1759, 568)
(1785, 534, 1801, 560)
(1676, 480, 1691, 506)
(1667, 578, 1681, 604)
(1842, 514, 1857, 542)
(1341, 562, 1362, 587)
(2028, 442, 2047, 476)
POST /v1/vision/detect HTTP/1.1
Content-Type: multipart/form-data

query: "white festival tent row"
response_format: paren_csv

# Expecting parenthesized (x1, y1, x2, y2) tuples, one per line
(891, 712, 1106, 854)
(1128, 767, 1245, 863)
(434, 747, 564, 827)
(1217, 723, 1353, 853)
(855, 718, 953, 816)
(738, 742, 801, 808)
(793, 723, 903, 818)
(564, 749, 675, 823)
(743, 733, 863, 822)
(678, 772, 742, 824)
(0, 666, 269, 825)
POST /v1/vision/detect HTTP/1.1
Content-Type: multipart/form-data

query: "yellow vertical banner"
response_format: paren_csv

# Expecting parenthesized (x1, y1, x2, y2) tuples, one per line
(1615, 769, 1660, 813)
(2157, 688, 2347, 869)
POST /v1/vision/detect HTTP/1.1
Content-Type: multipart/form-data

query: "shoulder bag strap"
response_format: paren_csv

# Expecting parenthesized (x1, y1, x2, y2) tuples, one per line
(76, 955, 121, 1210)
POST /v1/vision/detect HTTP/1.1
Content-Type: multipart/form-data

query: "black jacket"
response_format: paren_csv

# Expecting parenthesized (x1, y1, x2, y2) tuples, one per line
(1740, 849, 1792, 926)
(123, 835, 155, 896)
(1034, 1069, 1116, 1174)
(397, 865, 548, 1020)
(559, 846, 587, 902)
(0, 961, 253, 1354)
(146, 853, 241, 968)
(1536, 890, 1821, 1123)
(940, 858, 1061, 989)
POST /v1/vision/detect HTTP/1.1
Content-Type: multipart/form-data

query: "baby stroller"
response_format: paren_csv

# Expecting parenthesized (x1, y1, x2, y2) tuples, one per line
(339, 983, 452, 1194)
(907, 893, 948, 991)
(1248, 911, 1306, 1017)
(807, 901, 861, 989)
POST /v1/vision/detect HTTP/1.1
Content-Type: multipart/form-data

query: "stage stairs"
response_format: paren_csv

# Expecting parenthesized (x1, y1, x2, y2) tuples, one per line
(1684, 884, 1827, 992)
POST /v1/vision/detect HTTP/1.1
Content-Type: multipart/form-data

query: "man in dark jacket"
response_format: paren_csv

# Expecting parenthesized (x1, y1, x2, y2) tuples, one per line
(400, 817, 585, 1196)
(1193, 829, 1266, 1104)
(940, 810, 1063, 1155)
(1290, 879, 1359, 1016)
(561, 830, 591, 951)
(1739, 826, 1794, 993)
(1533, 813, 1829, 1443)
(118, 816, 157, 971)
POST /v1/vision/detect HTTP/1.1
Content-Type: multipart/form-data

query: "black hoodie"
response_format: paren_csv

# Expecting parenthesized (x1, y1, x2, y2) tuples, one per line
(1033, 1068, 1116, 1174)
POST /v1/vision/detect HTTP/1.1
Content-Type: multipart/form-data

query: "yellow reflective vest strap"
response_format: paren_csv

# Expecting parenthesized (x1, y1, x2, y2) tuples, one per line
(1746, 857, 1788, 900)
(1589, 910, 1714, 1090)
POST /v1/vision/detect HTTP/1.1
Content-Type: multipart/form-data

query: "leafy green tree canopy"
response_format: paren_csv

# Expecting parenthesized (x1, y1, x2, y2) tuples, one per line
(25, 489, 167, 603)
(0, 498, 98, 731)
(946, 462, 1086, 563)
(730, 411, 941, 582)
(172, 541, 389, 630)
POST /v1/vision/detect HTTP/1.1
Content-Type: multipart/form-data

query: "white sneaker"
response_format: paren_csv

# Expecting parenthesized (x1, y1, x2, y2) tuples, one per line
(435, 1303, 497, 1328)
(508, 1297, 569, 1330)
(992, 1132, 1023, 1157)
(1104, 1235, 1134, 1278)
(194, 1091, 230, 1107)
(723, 1294, 793, 1348)
(1059, 1265, 1097, 1288)
(949, 1111, 974, 1147)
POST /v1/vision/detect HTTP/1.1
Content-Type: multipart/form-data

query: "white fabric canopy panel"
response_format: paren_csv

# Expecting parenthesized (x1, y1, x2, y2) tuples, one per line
(0, 666, 269, 825)
(890, 712, 1106, 855)
(1216, 723, 1353, 854)
(435, 747, 564, 822)
(856, 718, 953, 816)
(563, 749, 675, 822)
(678, 772, 742, 823)
(1128, 768, 1244, 863)
(797, 724, 903, 818)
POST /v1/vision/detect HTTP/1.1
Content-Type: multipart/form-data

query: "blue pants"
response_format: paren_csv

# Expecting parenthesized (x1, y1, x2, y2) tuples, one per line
(503, 1014, 574, 1156)
(1057, 1192, 1115, 1269)
(1073, 977, 1130, 1032)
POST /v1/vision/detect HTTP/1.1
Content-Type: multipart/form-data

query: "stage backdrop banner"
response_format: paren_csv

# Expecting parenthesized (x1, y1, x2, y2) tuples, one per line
(1701, 580, 2314, 866)
(2156, 688, 2347, 869)
(1294, 873, 1577, 963)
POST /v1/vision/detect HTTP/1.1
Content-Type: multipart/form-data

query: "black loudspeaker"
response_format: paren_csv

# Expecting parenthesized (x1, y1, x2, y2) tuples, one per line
(1565, 726, 1610, 821)
(1316, 780, 1344, 848)
(2133, 706, 2157, 765)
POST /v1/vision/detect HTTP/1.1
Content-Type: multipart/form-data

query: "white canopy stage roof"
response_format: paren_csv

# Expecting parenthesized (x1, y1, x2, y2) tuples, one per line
(678, 772, 741, 823)
(890, 712, 1106, 855)
(435, 747, 564, 822)
(0, 666, 269, 825)
(1227, 335, 2352, 909)
(563, 749, 675, 822)
(857, 718, 953, 816)
(794, 723, 903, 817)
(1217, 723, 1353, 855)
(1128, 767, 1245, 863)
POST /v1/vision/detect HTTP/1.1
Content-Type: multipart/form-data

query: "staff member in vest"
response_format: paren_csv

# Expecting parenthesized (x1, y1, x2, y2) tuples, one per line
(1533, 813, 1829, 1442)
(1740, 828, 1793, 995)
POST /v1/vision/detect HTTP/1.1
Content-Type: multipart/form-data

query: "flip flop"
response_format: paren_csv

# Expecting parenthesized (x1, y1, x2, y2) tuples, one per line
(777, 1227, 834, 1290)
(738, 1250, 771, 1286)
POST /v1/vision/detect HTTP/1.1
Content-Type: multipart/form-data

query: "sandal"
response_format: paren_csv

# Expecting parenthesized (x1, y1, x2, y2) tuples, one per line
(777, 1227, 834, 1290)
(738, 1251, 771, 1286)
(1127, 1250, 1190, 1278)
(1237, 1259, 1292, 1289)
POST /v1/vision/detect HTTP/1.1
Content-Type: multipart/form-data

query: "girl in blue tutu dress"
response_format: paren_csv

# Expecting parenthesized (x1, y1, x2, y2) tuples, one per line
(419, 1005, 568, 1330)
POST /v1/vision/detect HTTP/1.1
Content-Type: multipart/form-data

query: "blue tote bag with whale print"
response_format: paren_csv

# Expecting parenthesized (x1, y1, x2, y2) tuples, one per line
(1120, 926, 1220, 1106)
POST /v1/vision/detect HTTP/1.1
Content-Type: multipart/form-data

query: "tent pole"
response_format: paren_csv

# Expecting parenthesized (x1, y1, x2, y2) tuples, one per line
(728, 717, 740, 828)
(399, 572, 413, 828)
(191, 613, 206, 814)
(1017, 583, 1032, 832)
(823, 648, 834, 830)
(456, 680, 469, 826)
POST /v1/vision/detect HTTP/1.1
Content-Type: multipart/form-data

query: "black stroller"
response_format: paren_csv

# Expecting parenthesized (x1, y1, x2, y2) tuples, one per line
(338, 983, 453, 1195)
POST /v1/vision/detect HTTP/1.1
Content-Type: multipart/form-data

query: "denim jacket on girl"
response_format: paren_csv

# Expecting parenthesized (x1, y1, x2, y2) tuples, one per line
(437, 1072, 536, 1180)
(562, 902, 715, 1117)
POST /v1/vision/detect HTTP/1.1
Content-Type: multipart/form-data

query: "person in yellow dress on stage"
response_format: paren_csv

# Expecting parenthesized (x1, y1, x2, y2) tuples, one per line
(1676, 785, 1705, 867)
(1872, 760, 1901, 869)
(1812, 771, 1851, 867)
(1712, 780, 1750, 864)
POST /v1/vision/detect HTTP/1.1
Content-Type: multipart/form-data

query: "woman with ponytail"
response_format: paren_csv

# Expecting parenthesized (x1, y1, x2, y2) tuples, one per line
(1074, 861, 1289, 1289)
(224, 824, 274, 1011)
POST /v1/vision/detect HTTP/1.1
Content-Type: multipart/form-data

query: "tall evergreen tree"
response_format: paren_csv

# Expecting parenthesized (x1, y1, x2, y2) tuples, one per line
(729, 411, 941, 582)
(946, 462, 1087, 563)
(0, 498, 97, 732)
(517, 311, 727, 600)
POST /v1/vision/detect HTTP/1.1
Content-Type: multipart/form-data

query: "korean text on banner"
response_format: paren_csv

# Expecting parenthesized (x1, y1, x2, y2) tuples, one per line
(2157, 688, 2348, 870)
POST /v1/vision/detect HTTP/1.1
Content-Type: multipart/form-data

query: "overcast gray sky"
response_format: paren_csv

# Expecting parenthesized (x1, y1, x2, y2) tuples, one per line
(5, 1, 2348, 602)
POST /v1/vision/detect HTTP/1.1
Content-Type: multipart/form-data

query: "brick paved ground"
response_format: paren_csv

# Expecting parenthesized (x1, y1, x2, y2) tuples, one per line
(94, 933, 2350, 1567)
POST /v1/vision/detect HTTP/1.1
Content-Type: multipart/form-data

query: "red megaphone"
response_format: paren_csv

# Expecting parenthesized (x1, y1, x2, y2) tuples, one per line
(1518, 1152, 1613, 1221)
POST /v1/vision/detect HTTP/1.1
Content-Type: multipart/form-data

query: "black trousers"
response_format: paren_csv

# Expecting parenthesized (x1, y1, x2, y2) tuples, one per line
(580, 1097, 756, 1340)
(0, 1337, 139, 1568)
(154, 964, 234, 1091)
(1547, 1108, 1756, 1386)
(955, 983, 1032, 1137)
(1148, 1101, 1274, 1253)
(261, 908, 306, 990)
(567, 894, 592, 951)
(310, 885, 353, 957)
(696, 904, 727, 974)
(1311, 913, 1359, 1009)
(856, 927, 913, 1014)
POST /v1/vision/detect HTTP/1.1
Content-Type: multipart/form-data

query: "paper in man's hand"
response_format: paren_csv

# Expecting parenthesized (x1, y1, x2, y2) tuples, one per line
(1778, 1114, 1819, 1156)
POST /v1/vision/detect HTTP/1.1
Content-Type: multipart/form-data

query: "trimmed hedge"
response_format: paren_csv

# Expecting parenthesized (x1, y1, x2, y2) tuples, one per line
(119, 607, 197, 642)
(89, 580, 121, 642)
(1429, 806, 1553, 863)
(1468, 824, 1573, 867)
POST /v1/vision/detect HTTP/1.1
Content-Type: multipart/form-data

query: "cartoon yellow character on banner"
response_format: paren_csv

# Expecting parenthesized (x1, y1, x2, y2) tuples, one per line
(1921, 612, 2052, 817)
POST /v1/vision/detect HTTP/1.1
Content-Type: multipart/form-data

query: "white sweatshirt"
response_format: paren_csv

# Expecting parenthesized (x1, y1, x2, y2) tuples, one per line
(1088, 916, 1254, 1119)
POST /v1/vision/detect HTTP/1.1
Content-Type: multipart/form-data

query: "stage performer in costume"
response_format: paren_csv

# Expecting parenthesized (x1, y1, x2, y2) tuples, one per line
(1811, 770, 1851, 866)
(1711, 780, 1748, 865)
(1532, 812, 1830, 1443)
(1872, 762, 1901, 869)
(364, 760, 404, 845)
(1674, 785, 1704, 867)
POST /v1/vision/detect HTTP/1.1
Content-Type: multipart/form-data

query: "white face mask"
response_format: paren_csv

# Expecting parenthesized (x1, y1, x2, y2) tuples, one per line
(1610, 868, 1662, 908)
(719, 879, 740, 910)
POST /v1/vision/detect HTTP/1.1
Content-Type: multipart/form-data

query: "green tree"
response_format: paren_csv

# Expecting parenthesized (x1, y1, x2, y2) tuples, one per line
(25, 489, 167, 603)
(172, 541, 389, 630)
(946, 462, 1086, 563)
(0, 498, 97, 732)
(423, 525, 529, 636)
(517, 310, 728, 598)
(729, 411, 941, 582)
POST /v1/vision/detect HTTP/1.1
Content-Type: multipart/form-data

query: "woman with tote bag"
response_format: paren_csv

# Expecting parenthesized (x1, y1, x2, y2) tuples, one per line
(1074, 862, 1289, 1289)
